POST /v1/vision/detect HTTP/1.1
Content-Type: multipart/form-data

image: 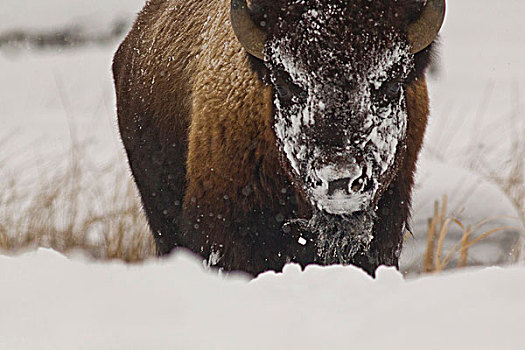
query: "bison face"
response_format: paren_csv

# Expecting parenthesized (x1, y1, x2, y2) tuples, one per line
(266, 4, 413, 216)
(231, 0, 445, 218)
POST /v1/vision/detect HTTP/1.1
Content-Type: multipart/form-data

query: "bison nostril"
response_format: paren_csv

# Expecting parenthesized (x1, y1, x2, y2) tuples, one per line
(350, 166, 372, 193)
(327, 178, 351, 196)
(351, 178, 364, 192)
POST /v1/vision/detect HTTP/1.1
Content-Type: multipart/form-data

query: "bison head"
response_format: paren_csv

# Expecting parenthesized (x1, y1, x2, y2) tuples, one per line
(233, 0, 444, 213)
(232, 0, 444, 261)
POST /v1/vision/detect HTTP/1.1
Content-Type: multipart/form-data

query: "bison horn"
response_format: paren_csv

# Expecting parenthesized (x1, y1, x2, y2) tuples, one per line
(230, 0, 266, 60)
(408, 0, 446, 53)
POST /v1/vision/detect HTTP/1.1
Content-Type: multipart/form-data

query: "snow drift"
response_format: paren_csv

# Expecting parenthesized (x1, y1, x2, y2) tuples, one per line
(1, 249, 524, 350)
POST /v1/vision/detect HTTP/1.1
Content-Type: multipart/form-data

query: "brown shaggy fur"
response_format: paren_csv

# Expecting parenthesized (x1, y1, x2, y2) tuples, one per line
(113, 0, 434, 276)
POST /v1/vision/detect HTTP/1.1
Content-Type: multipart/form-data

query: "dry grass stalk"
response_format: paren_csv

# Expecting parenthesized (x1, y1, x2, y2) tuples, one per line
(423, 195, 512, 273)
(458, 226, 472, 268)
(423, 195, 447, 272)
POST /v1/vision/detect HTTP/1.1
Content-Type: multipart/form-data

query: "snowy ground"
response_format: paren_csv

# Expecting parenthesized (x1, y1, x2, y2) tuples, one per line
(2, 248, 525, 349)
(1, 0, 525, 348)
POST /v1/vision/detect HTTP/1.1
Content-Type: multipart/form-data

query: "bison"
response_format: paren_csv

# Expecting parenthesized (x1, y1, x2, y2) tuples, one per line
(113, 0, 445, 276)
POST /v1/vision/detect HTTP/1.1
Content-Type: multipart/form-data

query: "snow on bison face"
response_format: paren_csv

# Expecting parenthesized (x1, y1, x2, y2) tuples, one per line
(265, 1, 413, 216)
(230, 0, 444, 263)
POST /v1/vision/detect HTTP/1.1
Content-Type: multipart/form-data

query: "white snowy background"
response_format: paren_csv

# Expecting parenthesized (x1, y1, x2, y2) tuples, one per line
(1, 0, 525, 348)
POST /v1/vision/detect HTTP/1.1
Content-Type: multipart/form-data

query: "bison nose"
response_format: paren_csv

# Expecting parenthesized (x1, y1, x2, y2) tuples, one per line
(315, 163, 361, 195)
(327, 178, 351, 196)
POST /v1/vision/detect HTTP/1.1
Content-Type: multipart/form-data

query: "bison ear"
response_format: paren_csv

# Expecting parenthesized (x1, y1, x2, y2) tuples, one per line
(231, 0, 267, 60)
(407, 0, 446, 53)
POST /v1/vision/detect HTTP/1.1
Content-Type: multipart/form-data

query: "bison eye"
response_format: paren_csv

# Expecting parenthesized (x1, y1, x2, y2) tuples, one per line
(382, 81, 403, 99)
(274, 72, 304, 102)
(387, 82, 402, 97)
(276, 83, 292, 101)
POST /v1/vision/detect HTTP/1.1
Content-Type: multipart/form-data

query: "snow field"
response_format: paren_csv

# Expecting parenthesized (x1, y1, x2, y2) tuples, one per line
(1, 248, 525, 350)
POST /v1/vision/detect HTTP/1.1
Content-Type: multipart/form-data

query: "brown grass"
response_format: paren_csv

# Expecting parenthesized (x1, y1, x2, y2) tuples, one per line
(0, 144, 154, 262)
(421, 195, 514, 273)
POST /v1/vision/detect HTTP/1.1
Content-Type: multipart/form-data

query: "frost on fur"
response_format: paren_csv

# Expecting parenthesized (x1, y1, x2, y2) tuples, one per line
(266, 1, 413, 261)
